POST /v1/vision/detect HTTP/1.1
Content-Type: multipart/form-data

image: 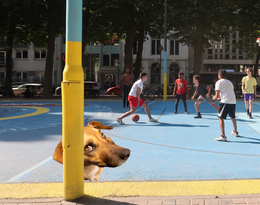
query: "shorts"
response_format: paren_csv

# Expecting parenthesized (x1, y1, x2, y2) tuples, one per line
(128, 95, 145, 108)
(244, 93, 254, 101)
(197, 95, 214, 104)
(218, 103, 236, 119)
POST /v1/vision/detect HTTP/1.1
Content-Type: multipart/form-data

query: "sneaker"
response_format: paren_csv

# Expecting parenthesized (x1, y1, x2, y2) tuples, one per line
(149, 118, 157, 122)
(249, 113, 252, 119)
(184, 111, 189, 114)
(194, 114, 202, 118)
(116, 118, 125, 125)
(215, 135, 227, 141)
(231, 130, 239, 137)
(173, 111, 177, 114)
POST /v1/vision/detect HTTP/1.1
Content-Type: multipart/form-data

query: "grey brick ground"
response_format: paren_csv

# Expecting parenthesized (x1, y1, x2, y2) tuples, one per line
(0, 195, 260, 205)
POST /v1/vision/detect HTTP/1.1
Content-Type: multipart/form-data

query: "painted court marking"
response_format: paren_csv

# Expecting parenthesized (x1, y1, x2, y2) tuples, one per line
(0, 106, 49, 120)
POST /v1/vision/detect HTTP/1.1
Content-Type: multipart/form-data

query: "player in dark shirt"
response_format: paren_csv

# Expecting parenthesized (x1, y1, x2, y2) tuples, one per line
(191, 75, 219, 118)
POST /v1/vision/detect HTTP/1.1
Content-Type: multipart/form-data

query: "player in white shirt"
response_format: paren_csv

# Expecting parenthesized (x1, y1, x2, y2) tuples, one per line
(116, 72, 157, 125)
(212, 69, 239, 141)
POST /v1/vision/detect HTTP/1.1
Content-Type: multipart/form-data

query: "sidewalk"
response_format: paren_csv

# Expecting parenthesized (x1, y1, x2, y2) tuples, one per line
(1, 194, 260, 205)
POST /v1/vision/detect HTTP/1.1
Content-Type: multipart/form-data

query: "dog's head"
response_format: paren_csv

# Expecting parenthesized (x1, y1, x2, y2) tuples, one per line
(53, 121, 130, 181)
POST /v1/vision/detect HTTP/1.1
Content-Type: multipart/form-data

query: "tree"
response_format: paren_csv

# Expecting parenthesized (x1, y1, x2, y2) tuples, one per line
(236, 0, 260, 77)
(27, 0, 66, 98)
(0, 0, 65, 98)
(0, 0, 36, 97)
(167, 0, 238, 75)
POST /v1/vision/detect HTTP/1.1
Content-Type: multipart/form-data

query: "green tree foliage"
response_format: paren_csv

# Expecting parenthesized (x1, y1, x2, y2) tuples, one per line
(236, 0, 260, 77)
(168, 0, 238, 75)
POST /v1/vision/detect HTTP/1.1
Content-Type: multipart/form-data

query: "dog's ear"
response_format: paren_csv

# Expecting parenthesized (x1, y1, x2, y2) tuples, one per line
(53, 139, 63, 164)
(87, 121, 113, 130)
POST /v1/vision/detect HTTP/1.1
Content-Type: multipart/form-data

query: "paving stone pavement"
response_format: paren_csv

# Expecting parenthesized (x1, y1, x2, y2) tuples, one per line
(0, 195, 260, 205)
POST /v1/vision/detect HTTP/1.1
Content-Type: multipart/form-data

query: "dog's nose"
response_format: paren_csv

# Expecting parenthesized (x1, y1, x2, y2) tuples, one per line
(119, 148, 130, 160)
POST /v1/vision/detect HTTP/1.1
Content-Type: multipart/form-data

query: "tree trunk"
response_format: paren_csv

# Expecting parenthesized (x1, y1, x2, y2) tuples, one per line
(134, 29, 144, 81)
(253, 46, 260, 78)
(124, 26, 135, 72)
(118, 26, 135, 98)
(4, 36, 14, 97)
(193, 34, 204, 75)
(42, 25, 55, 98)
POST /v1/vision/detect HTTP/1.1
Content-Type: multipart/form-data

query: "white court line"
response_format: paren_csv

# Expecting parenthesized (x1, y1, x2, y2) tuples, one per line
(7, 156, 53, 182)
(6, 102, 156, 182)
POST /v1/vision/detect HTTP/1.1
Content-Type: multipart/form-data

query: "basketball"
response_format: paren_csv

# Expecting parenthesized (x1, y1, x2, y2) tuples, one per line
(132, 114, 139, 122)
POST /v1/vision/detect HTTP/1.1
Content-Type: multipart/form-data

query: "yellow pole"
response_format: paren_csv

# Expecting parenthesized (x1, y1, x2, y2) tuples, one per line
(164, 73, 167, 101)
(62, 0, 84, 200)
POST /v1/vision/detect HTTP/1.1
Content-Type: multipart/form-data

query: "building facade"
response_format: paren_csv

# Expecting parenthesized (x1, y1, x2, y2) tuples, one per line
(130, 35, 189, 87)
(1, 30, 258, 90)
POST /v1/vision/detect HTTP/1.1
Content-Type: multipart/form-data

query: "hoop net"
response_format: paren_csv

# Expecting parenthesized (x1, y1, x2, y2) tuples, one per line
(257, 38, 260, 46)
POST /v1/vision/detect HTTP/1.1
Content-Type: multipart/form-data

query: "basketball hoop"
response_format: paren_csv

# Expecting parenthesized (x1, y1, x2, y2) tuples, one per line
(256, 38, 260, 46)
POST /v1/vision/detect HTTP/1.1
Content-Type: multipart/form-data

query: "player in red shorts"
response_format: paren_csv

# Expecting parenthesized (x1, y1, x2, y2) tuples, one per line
(116, 72, 157, 125)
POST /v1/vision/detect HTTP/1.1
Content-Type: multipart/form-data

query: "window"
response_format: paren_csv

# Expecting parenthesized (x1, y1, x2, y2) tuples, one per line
(239, 56, 243, 59)
(0, 51, 6, 65)
(232, 56, 236, 59)
(232, 48, 236, 55)
(220, 54, 222, 59)
(208, 56, 213, 59)
(151, 63, 161, 84)
(34, 50, 46, 59)
(103, 55, 109, 66)
(14, 72, 28, 82)
(215, 54, 218, 59)
(225, 38, 229, 43)
(151, 40, 161, 55)
(208, 49, 212, 54)
(16, 50, 28, 59)
(34, 71, 44, 83)
(170, 40, 179, 55)
(225, 54, 229, 59)
(111, 54, 119, 66)
(225, 45, 229, 53)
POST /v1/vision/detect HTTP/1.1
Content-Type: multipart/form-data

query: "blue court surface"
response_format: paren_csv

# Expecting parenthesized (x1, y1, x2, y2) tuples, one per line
(0, 100, 260, 183)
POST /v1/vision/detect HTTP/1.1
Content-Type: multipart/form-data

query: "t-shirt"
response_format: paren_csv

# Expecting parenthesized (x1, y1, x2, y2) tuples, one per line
(175, 79, 188, 95)
(129, 79, 143, 97)
(215, 79, 236, 104)
(194, 83, 208, 98)
(93, 82, 101, 90)
(241, 76, 257, 94)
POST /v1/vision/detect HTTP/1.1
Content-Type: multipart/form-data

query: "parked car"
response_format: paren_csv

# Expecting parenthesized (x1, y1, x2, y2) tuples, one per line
(12, 83, 43, 96)
(12, 82, 29, 88)
(106, 84, 121, 95)
(55, 81, 97, 96)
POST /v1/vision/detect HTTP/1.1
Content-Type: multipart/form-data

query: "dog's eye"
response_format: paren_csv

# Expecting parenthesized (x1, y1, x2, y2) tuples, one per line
(84, 144, 94, 151)
(101, 133, 106, 139)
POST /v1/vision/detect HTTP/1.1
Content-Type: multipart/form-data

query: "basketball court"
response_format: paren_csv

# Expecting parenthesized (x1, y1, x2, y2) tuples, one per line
(0, 99, 260, 198)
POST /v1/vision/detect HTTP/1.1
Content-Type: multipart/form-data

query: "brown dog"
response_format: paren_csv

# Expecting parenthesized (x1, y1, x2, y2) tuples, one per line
(53, 121, 130, 181)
